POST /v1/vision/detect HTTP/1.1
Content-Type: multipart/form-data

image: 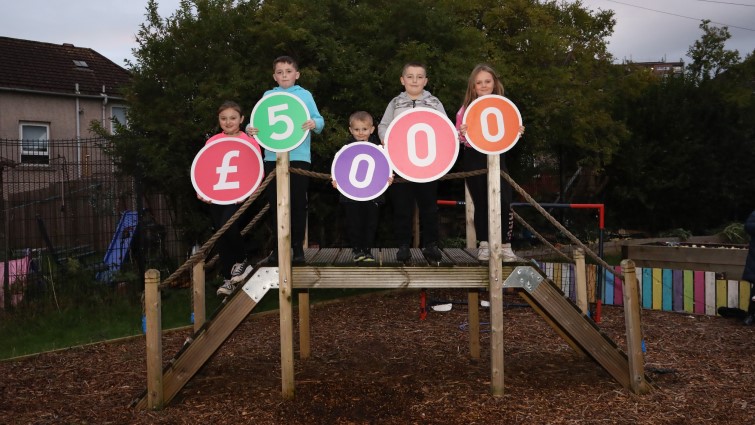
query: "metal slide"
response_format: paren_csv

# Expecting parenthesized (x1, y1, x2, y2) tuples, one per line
(132, 267, 279, 409)
(503, 265, 644, 390)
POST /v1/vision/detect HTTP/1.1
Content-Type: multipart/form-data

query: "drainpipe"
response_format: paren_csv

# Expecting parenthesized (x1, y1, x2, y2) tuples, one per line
(75, 83, 81, 178)
(100, 85, 108, 128)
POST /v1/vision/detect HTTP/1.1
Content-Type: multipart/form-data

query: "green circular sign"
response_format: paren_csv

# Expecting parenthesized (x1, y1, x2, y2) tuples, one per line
(250, 92, 310, 152)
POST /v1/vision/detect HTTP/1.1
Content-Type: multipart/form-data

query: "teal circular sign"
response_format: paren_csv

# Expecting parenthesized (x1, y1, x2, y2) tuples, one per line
(250, 92, 310, 152)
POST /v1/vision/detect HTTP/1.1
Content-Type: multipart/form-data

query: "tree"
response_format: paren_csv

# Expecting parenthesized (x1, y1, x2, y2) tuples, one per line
(103, 0, 625, 248)
(687, 20, 741, 82)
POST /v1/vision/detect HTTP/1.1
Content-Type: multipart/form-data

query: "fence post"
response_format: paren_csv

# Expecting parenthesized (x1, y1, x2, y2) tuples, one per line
(192, 260, 205, 332)
(574, 248, 588, 315)
(144, 269, 163, 409)
(488, 154, 504, 396)
(621, 259, 651, 394)
(464, 182, 481, 361)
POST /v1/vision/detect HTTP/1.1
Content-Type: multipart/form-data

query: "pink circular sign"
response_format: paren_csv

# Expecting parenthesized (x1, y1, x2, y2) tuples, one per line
(191, 137, 264, 205)
(383, 108, 458, 183)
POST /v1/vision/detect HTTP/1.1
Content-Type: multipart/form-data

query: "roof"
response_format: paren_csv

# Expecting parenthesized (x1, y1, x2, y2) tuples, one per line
(0, 36, 131, 97)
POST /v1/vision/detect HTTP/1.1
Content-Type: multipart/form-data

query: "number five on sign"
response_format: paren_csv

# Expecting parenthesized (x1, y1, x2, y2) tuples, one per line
(250, 92, 310, 152)
(462, 95, 522, 154)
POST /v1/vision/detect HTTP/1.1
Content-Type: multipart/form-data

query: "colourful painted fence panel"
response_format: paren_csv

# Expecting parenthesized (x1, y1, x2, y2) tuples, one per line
(539, 261, 750, 318)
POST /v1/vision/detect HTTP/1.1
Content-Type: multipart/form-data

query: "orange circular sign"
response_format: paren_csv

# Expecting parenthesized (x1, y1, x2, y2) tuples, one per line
(462, 95, 522, 154)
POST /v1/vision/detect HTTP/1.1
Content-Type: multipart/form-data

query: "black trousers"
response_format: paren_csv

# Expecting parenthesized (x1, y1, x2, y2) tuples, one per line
(343, 201, 379, 251)
(463, 147, 513, 243)
(749, 281, 755, 316)
(389, 180, 438, 247)
(209, 203, 246, 279)
(264, 161, 309, 250)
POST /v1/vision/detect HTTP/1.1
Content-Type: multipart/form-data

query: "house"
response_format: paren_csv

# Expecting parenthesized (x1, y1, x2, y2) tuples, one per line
(0, 37, 134, 270)
(0, 36, 131, 168)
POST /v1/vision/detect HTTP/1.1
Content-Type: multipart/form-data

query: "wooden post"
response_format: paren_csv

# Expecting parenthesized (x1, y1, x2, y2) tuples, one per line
(192, 260, 205, 332)
(574, 249, 588, 315)
(621, 259, 652, 394)
(144, 269, 163, 410)
(276, 153, 295, 399)
(300, 228, 311, 360)
(488, 154, 504, 396)
(464, 181, 480, 361)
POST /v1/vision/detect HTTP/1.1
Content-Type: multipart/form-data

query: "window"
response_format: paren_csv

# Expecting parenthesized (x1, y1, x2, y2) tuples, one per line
(111, 106, 129, 133)
(20, 123, 50, 165)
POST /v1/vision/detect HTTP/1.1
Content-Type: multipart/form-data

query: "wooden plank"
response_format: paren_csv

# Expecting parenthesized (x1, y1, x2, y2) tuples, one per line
(334, 247, 354, 265)
(381, 248, 401, 266)
(443, 248, 479, 266)
(620, 260, 652, 394)
(683, 270, 694, 313)
(603, 265, 614, 306)
(662, 269, 672, 311)
(292, 266, 490, 289)
(524, 274, 634, 390)
(740, 281, 751, 311)
(715, 277, 727, 313)
(309, 247, 339, 266)
(651, 268, 662, 310)
(144, 270, 163, 410)
(695, 271, 706, 315)
(727, 280, 739, 308)
(704, 271, 716, 315)
(672, 269, 683, 312)
(642, 267, 652, 309)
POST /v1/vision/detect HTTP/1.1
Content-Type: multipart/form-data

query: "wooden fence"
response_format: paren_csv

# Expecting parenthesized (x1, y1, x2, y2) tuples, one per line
(539, 261, 751, 316)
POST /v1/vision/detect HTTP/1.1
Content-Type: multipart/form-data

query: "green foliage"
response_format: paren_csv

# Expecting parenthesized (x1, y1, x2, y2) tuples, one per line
(659, 228, 693, 241)
(687, 20, 741, 82)
(720, 222, 747, 244)
(106, 0, 622, 248)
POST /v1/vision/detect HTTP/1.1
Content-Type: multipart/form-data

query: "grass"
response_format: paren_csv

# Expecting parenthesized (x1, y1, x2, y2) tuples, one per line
(0, 274, 384, 361)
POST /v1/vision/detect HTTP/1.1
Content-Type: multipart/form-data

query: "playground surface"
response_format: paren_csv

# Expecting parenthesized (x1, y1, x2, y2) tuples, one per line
(1, 289, 753, 424)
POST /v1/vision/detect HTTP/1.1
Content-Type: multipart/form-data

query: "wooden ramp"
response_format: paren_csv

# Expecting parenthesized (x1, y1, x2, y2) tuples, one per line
(503, 265, 650, 390)
(132, 267, 280, 409)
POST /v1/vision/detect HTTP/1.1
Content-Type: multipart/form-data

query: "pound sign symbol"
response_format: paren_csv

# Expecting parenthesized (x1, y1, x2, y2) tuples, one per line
(213, 151, 241, 190)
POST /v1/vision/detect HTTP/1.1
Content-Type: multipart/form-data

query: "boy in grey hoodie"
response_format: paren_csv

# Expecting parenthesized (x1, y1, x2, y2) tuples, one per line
(377, 61, 446, 263)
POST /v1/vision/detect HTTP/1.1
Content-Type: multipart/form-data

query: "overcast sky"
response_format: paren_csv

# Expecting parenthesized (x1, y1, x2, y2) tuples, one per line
(1, 0, 753, 67)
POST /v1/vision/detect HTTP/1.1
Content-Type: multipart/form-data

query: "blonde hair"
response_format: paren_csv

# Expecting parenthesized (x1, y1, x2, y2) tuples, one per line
(462, 64, 504, 109)
(349, 111, 373, 127)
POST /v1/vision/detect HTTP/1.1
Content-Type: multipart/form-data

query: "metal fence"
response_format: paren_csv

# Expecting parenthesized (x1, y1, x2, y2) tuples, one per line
(1, 138, 186, 310)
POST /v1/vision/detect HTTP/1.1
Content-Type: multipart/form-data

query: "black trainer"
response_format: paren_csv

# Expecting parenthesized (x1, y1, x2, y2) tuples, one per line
(353, 248, 365, 262)
(396, 245, 411, 262)
(422, 243, 442, 262)
(361, 250, 375, 263)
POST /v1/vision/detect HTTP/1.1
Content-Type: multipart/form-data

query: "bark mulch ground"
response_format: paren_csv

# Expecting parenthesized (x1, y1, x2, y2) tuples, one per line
(1, 289, 753, 424)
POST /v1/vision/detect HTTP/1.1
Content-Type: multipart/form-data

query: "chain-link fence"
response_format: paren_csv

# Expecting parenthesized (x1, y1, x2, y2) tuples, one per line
(1, 138, 186, 312)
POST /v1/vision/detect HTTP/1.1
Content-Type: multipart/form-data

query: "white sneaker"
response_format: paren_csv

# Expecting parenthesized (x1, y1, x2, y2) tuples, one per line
(229, 261, 252, 284)
(477, 241, 490, 261)
(216, 279, 235, 296)
(502, 243, 519, 262)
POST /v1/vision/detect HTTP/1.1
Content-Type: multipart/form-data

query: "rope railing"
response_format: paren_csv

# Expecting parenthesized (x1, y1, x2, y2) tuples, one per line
(159, 170, 276, 288)
(512, 211, 573, 263)
(501, 170, 622, 279)
(205, 203, 271, 270)
(288, 166, 612, 273)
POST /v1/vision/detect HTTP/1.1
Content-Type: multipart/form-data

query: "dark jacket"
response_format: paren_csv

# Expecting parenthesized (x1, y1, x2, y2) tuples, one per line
(742, 210, 755, 282)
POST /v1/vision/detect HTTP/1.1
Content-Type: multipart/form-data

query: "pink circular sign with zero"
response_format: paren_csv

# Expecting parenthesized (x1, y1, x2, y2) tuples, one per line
(384, 108, 459, 183)
(191, 137, 264, 205)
